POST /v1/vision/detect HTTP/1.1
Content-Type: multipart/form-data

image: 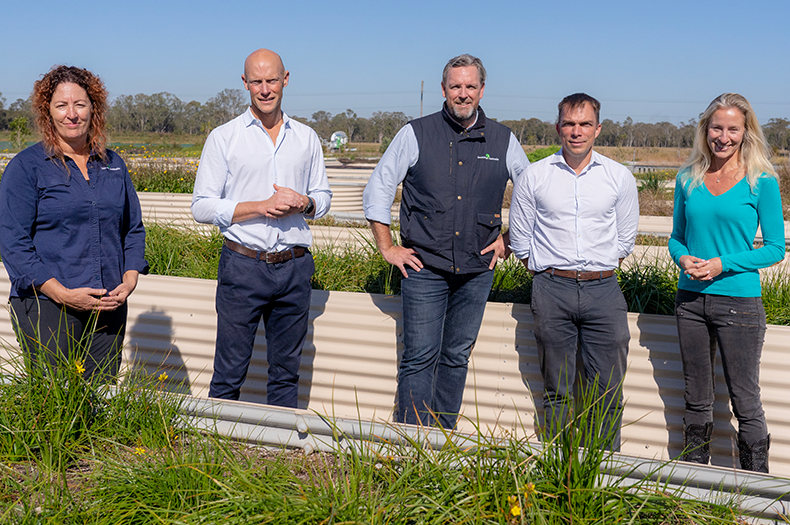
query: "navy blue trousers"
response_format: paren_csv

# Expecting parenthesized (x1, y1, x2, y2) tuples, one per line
(209, 245, 314, 407)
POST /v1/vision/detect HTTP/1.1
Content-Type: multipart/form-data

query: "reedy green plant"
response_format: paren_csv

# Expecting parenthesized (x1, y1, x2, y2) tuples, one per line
(128, 164, 196, 193)
(490, 256, 532, 303)
(618, 255, 679, 315)
(0, 311, 188, 522)
(144, 222, 224, 279)
(761, 271, 790, 325)
(312, 237, 401, 295)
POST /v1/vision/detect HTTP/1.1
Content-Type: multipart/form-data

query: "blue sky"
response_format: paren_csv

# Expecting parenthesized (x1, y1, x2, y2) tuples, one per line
(2, 0, 788, 125)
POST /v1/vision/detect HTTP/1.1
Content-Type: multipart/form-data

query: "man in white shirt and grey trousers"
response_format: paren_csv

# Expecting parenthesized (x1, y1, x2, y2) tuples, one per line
(508, 93, 639, 449)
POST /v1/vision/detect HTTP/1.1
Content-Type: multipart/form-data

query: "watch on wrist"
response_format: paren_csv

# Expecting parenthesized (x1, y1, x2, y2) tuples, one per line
(303, 197, 315, 216)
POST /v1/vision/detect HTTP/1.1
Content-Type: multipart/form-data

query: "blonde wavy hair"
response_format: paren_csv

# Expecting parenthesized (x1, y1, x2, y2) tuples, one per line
(680, 93, 775, 193)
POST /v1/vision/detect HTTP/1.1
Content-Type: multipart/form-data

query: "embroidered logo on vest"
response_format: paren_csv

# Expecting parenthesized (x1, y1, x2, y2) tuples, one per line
(477, 154, 499, 161)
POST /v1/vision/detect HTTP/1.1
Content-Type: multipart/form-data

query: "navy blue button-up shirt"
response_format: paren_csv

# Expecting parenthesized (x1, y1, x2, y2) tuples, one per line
(0, 142, 148, 298)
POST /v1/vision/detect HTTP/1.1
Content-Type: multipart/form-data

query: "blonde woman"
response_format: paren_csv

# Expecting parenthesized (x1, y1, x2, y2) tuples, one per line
(669, 93, 784, 472)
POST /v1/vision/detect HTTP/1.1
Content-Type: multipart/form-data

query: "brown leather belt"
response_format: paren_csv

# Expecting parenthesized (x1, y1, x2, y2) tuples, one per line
(225, 239, 306, 264)
(544, 268, 615, 281)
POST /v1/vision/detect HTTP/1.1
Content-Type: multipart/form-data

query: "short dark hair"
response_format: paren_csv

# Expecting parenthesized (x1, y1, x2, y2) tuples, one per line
(442, 54, 486, 85)
(557, 93, 601, 124)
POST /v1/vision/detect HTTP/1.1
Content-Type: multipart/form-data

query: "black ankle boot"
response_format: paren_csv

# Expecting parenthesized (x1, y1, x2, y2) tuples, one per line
(683, 422, 713, 464)
(738, 434, 770, 473)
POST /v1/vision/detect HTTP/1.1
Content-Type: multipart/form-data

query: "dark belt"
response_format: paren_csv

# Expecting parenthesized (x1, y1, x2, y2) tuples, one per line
(544, 268, 615, 281)
(225, 239, 306, 264)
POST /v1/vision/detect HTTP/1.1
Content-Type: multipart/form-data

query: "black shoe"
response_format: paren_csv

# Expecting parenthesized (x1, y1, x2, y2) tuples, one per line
(682, 422, 713, 464)
(738, 434, 770, 473)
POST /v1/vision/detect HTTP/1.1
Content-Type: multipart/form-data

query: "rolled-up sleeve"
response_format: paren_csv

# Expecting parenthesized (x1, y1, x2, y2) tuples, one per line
(508, 166, 536, 261)
(615, 167, 639, 259)
(363, 124, 419, 225)
(192, 130, 238, 227)
(0, 157, 56, 291)
(306, 132, 332, 220)
(122, 164, 149, 275)
(506, 133, 530, 182)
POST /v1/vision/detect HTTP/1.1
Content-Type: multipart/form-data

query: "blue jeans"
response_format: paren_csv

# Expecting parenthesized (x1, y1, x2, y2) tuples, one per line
(675, 289, 767, 444)
(398, 266, 494, 428)
(530, 272, 630, 449)
(210, 245, 314, 407)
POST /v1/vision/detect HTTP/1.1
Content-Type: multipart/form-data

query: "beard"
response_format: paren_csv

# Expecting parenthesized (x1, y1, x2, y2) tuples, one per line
(447, 103, 476, 124)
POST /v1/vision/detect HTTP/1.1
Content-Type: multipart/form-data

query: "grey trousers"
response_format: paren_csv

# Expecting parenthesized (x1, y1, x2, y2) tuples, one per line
(530, 272, 630, 449)
(675, 289, 767, 444)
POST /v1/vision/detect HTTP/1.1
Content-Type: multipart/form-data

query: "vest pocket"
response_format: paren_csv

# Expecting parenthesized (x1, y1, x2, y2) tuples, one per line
(403, 206, 445, 248)
(476, 212, 502, 252)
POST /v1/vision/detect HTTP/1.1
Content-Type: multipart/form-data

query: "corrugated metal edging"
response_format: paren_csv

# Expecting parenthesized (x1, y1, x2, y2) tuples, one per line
(2, 268, 790, 477)
(184, 397, 790, 520)
(137, 185, 365, 227)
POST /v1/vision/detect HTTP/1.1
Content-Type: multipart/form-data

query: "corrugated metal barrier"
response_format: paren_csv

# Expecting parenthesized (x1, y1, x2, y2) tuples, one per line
(1, 265, 790, 478)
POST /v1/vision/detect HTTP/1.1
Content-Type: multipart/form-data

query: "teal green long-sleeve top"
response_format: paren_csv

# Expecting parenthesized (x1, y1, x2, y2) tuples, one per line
(668, 172, 785, 297)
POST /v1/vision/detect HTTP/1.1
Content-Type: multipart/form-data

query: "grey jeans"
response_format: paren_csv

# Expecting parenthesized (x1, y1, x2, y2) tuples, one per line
(675, 289, 767, 444)
(531, 272, 630, 449)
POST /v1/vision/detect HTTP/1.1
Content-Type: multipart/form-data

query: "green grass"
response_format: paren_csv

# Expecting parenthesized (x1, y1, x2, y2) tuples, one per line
(128, 164, 197, 193)
(618, 255, 679, 316)
(141, 224, 790, 325)
(111, 142, 203, 157)
(527, 145, 561, 163)
(761, 271, 790, 325)
(0, 379, 748, 524)
(144, 223, 224, 279)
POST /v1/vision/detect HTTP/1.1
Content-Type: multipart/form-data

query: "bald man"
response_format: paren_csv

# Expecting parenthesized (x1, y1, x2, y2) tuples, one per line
(192, 49, 332, 406)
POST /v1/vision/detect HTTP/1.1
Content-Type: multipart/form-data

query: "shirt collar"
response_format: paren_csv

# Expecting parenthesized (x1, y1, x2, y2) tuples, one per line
(243, 107, 291, 130)
(551, 148, 603, 174)
(41, 142, 102, 162)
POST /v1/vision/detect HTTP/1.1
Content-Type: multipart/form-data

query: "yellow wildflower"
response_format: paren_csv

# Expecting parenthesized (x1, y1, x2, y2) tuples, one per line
(507, 495, 521, 516)
(524, 482, 536, 496)
(75, 360, 85, 375)
(134, 447, 146, 455)
(158, 372, 169, 382)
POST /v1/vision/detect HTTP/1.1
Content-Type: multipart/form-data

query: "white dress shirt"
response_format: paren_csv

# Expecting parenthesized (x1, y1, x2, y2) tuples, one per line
(509, 150, 639, 272)
(192, 108, 332, 252)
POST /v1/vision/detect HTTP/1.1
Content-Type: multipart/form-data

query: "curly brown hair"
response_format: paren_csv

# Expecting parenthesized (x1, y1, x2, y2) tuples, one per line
(32, 65, 108, 162)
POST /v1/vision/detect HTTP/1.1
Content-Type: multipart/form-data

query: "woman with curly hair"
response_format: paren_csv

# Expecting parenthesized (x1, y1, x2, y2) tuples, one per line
(669, 93, 784, 472)
(0, 65, 148, 380)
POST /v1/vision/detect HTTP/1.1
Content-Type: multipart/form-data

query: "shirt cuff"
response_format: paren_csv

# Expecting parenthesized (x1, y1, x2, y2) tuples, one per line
(364, 204, 394, 225)
(215, 200, 239, 228)
(125, 257, 150, 276)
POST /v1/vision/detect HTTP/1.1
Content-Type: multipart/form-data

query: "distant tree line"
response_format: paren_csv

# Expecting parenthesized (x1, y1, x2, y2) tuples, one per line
(1, 89, 788, 151)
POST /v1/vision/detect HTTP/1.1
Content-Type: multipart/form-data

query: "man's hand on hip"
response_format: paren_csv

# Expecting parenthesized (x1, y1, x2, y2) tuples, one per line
(382, 245, 423, 278)
(369, 220, 423, 278)
(481, 233, 512, 270)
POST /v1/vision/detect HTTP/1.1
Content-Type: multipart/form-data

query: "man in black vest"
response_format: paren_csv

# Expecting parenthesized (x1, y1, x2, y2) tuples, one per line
(363, 54, 530, 428)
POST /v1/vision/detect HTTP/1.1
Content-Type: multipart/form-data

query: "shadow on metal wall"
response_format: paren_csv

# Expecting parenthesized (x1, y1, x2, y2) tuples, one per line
(126, 308, 191, 395)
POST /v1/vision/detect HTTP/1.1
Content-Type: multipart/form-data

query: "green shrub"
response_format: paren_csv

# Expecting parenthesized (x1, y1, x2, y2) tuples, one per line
(527, 145, 560, 163)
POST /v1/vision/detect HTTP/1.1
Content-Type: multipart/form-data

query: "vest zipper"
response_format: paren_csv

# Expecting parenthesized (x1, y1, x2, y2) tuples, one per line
(449, 141, 453, 175)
